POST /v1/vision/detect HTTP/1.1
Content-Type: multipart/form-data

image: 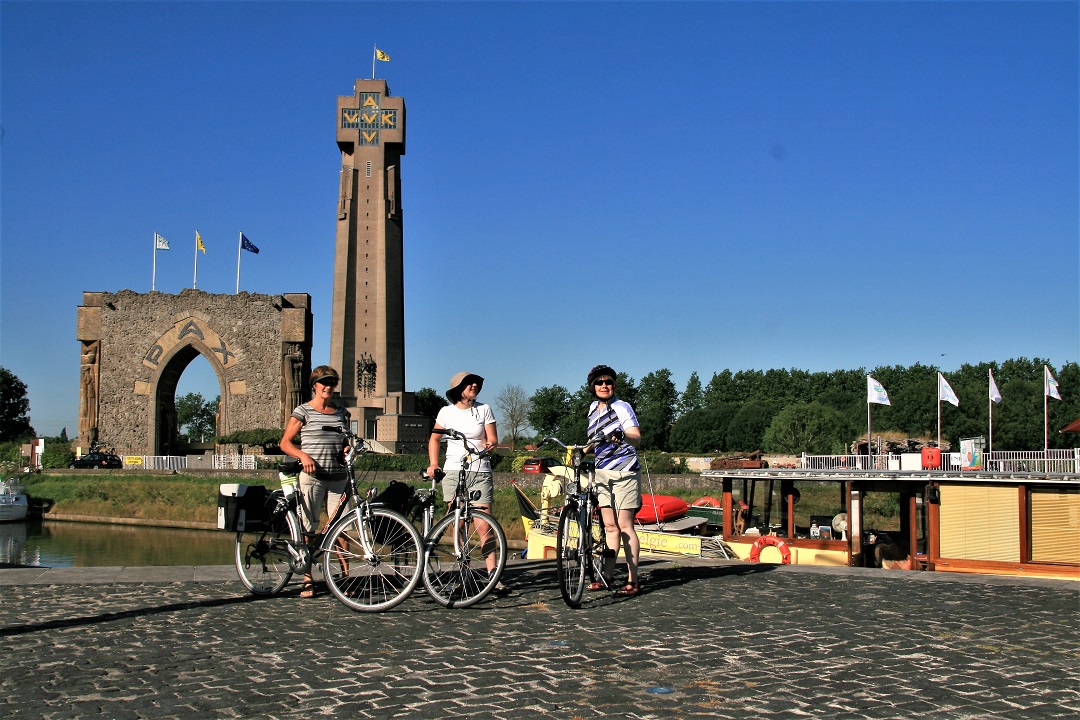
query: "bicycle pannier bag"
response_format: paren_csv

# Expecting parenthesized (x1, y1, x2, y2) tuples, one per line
(217, 484, 268, 531)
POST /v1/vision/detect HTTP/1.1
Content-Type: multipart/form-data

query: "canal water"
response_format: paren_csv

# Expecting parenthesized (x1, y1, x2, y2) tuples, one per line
(0, 520, 235, 568)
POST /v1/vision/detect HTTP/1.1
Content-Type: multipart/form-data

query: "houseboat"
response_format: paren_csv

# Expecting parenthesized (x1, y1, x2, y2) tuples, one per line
(517, 458, 1080, 581)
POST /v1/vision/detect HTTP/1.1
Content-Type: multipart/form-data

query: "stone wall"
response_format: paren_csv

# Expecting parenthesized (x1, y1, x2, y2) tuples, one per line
(77, 289, 312, 455)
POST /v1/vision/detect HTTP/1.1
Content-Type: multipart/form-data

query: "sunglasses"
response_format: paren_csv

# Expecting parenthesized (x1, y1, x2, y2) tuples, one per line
(593, 378, 615, 387)
(315, 378, 339, 388)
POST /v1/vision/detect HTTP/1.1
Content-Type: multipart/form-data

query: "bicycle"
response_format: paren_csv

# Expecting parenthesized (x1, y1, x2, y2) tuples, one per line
(537, 434, 617, 608)
(232, 425, 424, 612)
(419, 428, 508, 607)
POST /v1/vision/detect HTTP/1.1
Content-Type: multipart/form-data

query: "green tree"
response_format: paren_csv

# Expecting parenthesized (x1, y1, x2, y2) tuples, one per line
(0, 367, 35, 442)
(670, 404, 735, 453)
(528, 385, 574, 439)
(677, 371, 704, 418)
(635, 369, 677, 451)
(725, 402, 776, 452)
(764, 402, 853, 455)
(176, 393, 217, 442)
(414, 387, 447, 422)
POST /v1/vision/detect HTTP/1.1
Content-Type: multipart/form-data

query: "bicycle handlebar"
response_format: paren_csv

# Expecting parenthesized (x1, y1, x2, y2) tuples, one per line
(432, 427, 494, 460)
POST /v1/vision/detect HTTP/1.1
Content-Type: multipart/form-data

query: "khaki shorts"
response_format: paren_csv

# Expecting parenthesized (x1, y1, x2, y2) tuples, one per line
(298, 471, 348, 534)
(441, 470, 494, 506)
(593, 468, 641, 511)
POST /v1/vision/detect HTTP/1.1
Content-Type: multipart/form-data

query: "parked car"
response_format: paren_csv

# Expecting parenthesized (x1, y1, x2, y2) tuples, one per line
(522, 457, 563, 474)
(69, 452, 123, 469)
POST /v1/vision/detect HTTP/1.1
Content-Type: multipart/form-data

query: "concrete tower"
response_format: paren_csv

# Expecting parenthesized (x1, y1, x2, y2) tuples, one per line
(331, 79, 427, 450)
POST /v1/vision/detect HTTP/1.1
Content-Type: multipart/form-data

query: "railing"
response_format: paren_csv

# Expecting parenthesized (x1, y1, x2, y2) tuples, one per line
(128, 456, 188, 471)
(986, 449, 1079, 473)
(803, 449, 1079, 474)
(802, 454, 900, 470)
(212, 455, 257, 470)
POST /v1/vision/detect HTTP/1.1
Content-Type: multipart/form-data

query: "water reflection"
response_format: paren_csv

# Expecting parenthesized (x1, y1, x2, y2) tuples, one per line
(0, 521, 235, 568)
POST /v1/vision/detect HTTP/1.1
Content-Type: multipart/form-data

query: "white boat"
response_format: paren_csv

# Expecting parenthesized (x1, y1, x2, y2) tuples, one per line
(0, 478, 29, 522)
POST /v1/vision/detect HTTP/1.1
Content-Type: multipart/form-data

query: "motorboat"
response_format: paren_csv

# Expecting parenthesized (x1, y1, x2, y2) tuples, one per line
(0, 478, 29, 522)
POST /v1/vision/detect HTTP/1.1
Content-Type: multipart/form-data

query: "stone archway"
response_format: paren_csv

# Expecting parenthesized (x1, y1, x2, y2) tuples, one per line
(76, 289, 312, 455)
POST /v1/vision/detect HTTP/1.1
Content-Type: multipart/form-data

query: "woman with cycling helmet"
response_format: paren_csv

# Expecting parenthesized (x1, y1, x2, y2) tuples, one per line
(586, 364, 643, 597)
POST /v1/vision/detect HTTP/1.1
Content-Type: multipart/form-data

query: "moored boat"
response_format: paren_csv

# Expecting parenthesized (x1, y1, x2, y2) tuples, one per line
(0, 478, 29, 523)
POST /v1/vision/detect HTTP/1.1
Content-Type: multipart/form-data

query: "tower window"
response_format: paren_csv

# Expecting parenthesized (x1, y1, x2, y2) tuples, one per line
(366, 161, 372, 178)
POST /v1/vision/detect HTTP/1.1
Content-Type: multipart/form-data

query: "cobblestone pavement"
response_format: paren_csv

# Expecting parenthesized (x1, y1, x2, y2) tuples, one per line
(1, 559, 1078, 720)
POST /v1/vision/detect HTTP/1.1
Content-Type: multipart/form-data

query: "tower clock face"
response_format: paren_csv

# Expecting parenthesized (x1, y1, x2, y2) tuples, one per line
(341, 93, 398, 146)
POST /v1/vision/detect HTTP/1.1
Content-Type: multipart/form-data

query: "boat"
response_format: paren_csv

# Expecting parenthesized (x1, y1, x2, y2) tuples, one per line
(511, 478, 737, 560)
(0, 478, 29, 522)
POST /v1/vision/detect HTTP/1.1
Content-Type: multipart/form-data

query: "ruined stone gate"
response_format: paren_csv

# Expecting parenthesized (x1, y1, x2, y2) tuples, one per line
(76, 289, 312, 455)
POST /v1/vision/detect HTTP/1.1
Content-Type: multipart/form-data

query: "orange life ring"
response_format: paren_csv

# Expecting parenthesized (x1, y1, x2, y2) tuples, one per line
(692, 496, 722, 508)
(748, 535, 792, 564)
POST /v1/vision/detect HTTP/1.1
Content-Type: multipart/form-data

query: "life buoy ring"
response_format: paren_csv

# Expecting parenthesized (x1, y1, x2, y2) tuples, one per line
(748, 535, 792, 564)
(692, 496, 722, 508)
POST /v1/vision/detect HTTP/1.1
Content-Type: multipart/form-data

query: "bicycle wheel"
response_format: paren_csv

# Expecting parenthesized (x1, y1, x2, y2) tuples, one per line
(234, 502, 300, 595)
(556, 502, 588, 608)
(322, 507, 423, 612)
(423, 509, 508, 608)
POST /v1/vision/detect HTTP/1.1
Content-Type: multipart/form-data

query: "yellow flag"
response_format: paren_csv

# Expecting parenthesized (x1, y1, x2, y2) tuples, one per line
(196, 231, 206, 253)
(375, 48, 390, 62)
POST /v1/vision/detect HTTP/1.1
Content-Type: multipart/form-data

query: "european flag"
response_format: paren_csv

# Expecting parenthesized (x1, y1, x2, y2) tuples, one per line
(240, 233, 260, 254)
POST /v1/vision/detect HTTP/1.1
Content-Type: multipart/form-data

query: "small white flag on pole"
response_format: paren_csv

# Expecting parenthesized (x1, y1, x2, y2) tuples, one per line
(938, 372, 960, 407)
(867, 376, 891, 406)
(152, 232, 170, 291)
(989, 369, 1002, 403)
(1045, 365, 1062, 400)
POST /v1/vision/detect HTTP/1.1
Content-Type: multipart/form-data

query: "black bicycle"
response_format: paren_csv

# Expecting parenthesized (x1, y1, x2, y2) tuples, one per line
(232, 426, 424, 612)
(420, 428, 508, 607)
(537, 434, 615, 608)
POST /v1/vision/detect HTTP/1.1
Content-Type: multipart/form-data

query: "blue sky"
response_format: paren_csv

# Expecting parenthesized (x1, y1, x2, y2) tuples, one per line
(2, 1, 1077, 438)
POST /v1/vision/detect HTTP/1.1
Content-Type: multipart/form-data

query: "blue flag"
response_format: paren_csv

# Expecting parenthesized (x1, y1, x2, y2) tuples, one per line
(240, 233, 260, 254)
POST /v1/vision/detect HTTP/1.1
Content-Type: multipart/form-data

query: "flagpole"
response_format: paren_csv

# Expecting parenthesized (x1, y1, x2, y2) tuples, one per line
(372, 43, 376, 79)
(866, 401, 871, 471)
(152, 232, 158, 291)
(236, 231, 242, 294)
(988, 371, 994, 456)
(1045, 379, 1049, 453)
(193, 231, 199, 289)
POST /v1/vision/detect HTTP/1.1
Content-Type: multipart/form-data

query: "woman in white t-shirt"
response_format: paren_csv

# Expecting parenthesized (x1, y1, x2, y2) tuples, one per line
(426, 371, 506, 592)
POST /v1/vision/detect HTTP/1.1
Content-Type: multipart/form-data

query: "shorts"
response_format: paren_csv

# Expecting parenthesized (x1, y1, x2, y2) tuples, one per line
(593, 468, 641, 512)
(298, 471, 348, 534)
(442, 470, 494, 506)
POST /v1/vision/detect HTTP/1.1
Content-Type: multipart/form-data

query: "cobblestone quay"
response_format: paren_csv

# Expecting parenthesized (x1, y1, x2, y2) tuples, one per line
(1, 560, 1077, 719)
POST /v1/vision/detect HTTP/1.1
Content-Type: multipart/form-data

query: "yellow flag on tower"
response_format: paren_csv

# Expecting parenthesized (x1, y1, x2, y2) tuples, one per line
(196, 231, 206, 253)
(375, 48, 390, 62)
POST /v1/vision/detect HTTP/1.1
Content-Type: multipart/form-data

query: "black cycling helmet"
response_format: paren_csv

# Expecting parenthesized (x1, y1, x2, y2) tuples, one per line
(587, 364, 617, 396)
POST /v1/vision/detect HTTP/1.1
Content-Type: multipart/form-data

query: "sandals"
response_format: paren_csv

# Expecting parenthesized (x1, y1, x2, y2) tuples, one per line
(614, 582, 641, 597)
(299, 579, 316, 598)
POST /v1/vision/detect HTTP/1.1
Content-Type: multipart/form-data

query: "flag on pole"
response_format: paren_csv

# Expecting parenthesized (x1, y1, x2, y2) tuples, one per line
(1045, 365, 1062, 400)
(867, 376, 891, 406)
(240, 233, 260, 254)
(372, 45, 391, 78)
(989, 369, 1002, 403)
(154, 233, 170, 251)
(938, 372, 960, 407)
(196, 231, 206, 253)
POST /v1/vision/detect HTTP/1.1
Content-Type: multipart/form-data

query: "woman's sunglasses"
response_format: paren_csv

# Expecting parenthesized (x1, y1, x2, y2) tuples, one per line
(593, 378, 615, 387)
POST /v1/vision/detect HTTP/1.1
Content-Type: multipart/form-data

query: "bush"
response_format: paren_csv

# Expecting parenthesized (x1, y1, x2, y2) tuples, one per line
(216, 428, 284, 448)
(640, 452, 689, 474)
